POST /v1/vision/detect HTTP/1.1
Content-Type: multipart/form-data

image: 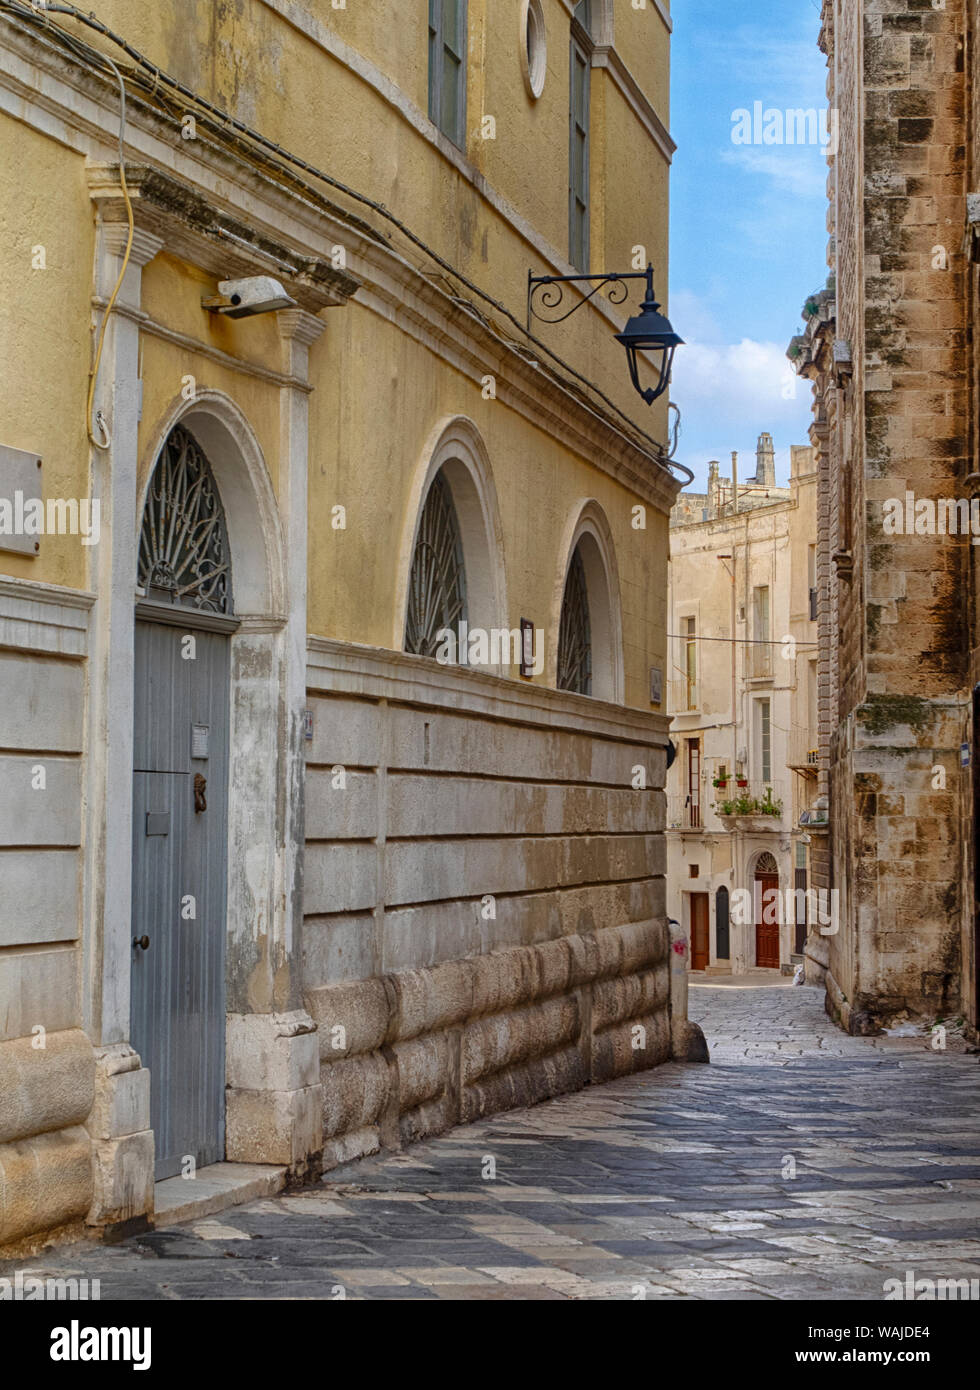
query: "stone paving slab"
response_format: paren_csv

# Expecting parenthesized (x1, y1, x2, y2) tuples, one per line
(4, 982, 978, 1300)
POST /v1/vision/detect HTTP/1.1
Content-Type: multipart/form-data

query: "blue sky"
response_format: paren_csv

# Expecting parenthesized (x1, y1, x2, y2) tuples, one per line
(668, 0, 829, 488)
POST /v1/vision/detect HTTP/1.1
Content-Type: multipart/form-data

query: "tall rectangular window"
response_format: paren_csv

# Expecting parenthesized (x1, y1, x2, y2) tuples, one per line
(752, 584, 771, 677)
(808, 544, 817, 620)
(684, 615, 697, 710)
(686, 739, 701, 829)
(758, 698, 772, 783)
(569, 4, 592, 270)
(429, 0, 467, 147)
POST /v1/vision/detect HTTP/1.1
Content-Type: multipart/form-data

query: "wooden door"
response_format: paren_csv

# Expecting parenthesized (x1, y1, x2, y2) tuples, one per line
(690, 893, 709, 971)
(755, 874, 780, 968)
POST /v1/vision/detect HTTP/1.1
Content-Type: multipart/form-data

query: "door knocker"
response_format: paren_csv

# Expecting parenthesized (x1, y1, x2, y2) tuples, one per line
(194, 773, 207, 814)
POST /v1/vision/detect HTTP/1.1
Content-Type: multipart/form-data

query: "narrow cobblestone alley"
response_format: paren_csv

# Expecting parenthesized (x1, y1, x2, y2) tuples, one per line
(6, 981, 979, 1301)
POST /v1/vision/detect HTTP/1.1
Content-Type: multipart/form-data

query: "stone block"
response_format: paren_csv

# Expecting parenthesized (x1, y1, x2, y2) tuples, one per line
(0, 1028, 95, 1145)
(594, 1010, 671, 1080)
(320, 1051, 390, 1138)
(0, 852, 80, 948)
(87, 1130, 154, 1227)
(226, 1011, 319, 1092)
(392, 1031, 451, 1111)
(225, 1084, 322, 1168)
(0, 1126, 92, 1247)
(306, 979, 389, 1059)
(0, 651, 84, 751)
(0, 947, 79, 1044)
(86, 1045, 149, 1141)
(0, 756, 81, 846)
(462, 994, 580, 1086)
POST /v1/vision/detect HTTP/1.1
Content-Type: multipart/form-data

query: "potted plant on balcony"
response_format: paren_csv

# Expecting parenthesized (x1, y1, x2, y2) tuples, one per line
(736, 775, 748, 788)
(712, 773, 729, 790)
(759, 787, 783, 818)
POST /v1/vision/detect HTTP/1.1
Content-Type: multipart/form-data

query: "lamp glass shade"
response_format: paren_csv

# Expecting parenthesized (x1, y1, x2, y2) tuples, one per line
(615, 296, 683, 406)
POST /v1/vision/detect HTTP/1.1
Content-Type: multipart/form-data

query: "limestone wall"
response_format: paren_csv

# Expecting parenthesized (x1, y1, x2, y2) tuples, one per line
(303, 640, 671, 1167)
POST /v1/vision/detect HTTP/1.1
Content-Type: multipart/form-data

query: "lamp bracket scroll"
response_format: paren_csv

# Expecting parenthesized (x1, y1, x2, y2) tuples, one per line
(527, 268, 643, 329)
(526, 263, 683, 409)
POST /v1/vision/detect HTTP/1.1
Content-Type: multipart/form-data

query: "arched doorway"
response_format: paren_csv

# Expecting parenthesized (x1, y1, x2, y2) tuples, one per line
(754, 851, 780, 968)
(130, 423, 239, 1179)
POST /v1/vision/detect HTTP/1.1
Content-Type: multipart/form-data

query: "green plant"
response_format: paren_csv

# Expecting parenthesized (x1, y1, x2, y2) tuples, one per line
(715, 789, 783, 818)
(716, 793, 758, 816)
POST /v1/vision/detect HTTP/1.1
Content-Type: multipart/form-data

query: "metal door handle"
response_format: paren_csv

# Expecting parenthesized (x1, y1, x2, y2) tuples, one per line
(133, 935, 150, 951)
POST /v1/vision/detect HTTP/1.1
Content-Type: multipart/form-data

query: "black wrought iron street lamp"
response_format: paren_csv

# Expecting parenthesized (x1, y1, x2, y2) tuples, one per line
(527, 262, 682, 406)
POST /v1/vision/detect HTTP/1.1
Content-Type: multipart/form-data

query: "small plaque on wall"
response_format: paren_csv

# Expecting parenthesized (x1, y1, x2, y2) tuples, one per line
(649, 666, 663, 705)
(0, 444, 43, 556)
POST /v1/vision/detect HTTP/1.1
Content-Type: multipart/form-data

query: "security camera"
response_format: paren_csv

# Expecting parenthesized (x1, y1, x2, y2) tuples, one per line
(202, 276, 297, 318)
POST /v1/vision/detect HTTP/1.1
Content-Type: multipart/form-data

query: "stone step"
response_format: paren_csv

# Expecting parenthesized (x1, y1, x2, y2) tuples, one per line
(153, 1162, 287, 1228)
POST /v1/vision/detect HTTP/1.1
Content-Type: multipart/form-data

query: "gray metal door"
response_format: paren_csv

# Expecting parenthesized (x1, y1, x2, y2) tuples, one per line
(131, 616, 231, 1180)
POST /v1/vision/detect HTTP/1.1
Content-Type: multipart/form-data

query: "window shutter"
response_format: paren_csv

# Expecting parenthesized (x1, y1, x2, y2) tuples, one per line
(569, 28, 590, 270)
(429, 0, 467, 148)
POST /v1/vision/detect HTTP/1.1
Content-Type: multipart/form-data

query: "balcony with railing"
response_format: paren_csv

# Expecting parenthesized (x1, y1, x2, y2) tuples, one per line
(710, 778, 787, 831)
(667, 793, 703, 832)
(787, 729, 820, 776)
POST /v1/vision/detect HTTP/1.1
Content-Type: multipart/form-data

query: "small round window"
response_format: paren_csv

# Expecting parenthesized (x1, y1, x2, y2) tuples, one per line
(522, 0, 547, 100)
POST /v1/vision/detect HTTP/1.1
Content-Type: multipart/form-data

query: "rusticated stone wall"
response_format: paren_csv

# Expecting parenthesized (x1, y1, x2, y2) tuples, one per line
(302, 641, 673, 1168)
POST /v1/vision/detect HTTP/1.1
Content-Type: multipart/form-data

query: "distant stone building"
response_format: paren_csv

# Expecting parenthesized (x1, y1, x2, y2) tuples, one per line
(666, 435, 820, 975)
(789, 0, 977, 1037)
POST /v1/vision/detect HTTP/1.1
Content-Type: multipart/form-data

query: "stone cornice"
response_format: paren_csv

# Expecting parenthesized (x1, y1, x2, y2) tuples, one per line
(86, 164, 358, 316)
(0, 577, 95, 659)
(592, 45, 676, 163)
(307, 636, 672, 745)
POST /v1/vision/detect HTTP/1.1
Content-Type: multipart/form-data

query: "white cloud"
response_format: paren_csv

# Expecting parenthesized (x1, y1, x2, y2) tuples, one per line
(720, 144, 827, 200)
(669, 334, 814, 488)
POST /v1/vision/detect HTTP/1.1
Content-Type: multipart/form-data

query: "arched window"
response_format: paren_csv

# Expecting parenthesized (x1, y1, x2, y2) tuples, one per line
(755, 851, 779, 877)
(715, 886, 730, 960)
(404, 470, 467, 657)
(553, 504, 623, 703)
(557, 544, 592, 694)
(138, 424, 232, 614)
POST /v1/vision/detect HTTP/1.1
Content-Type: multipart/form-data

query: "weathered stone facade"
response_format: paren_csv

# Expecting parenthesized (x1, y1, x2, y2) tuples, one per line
(790, 0, 977, 1035)
(0, 0, 693, 1253)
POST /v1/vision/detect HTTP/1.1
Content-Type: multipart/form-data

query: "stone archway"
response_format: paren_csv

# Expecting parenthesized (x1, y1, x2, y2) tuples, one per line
(133, 392, 290, 1174)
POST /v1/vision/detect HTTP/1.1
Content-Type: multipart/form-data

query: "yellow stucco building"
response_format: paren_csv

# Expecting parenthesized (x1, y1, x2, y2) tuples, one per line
(0, 0, 689, 1251)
